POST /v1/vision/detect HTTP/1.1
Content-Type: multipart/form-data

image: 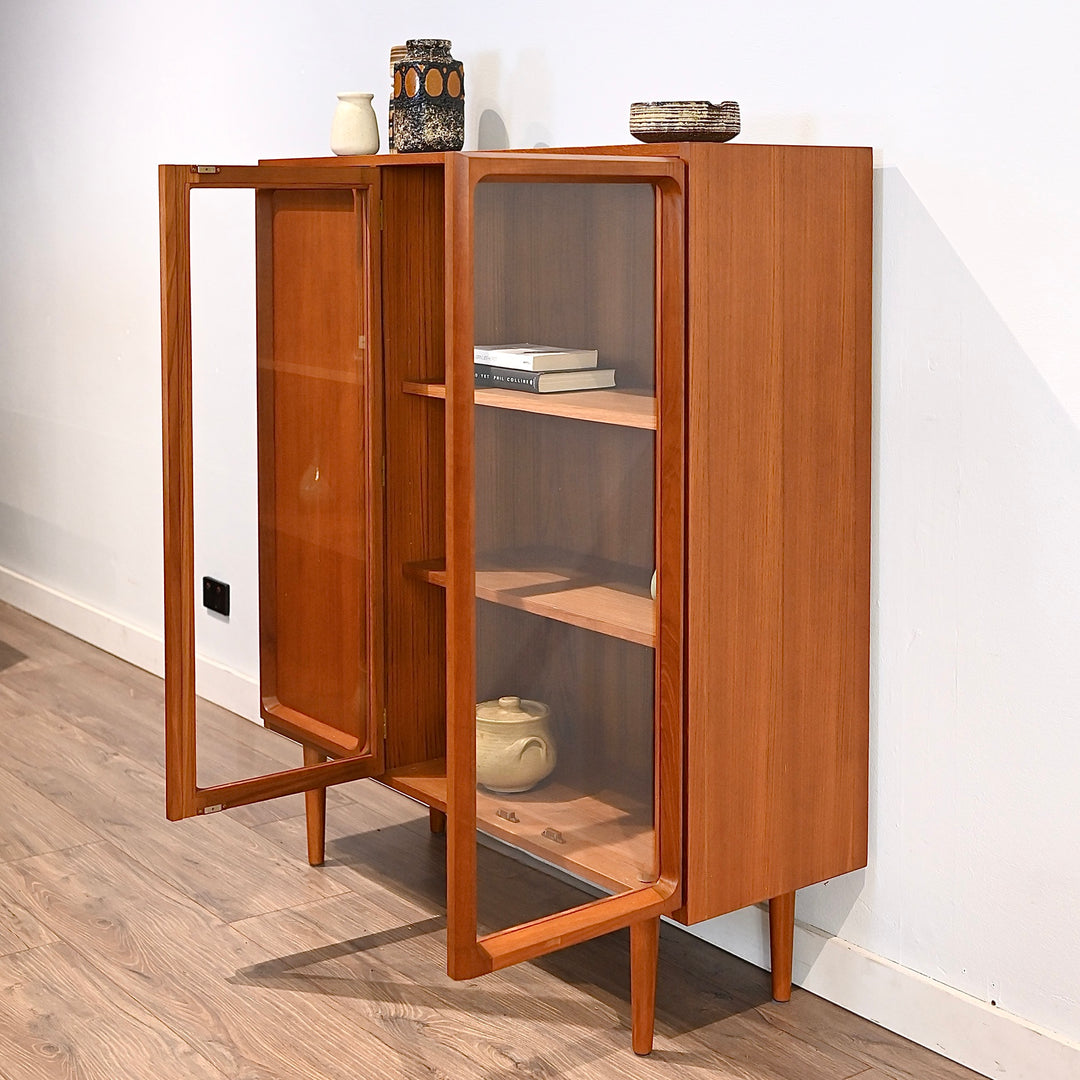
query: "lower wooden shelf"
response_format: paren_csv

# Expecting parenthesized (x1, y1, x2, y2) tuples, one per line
(378, 758, 656, 894)
(404, 549, 656, 647)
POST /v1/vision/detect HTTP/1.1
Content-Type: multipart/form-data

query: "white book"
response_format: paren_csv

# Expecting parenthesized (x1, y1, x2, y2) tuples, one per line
(473, 343, 599, 372)
(474, 364, 616, 393)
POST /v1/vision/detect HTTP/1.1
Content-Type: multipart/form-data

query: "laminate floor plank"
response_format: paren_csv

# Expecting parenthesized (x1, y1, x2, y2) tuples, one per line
(0, 842, 499, 1080)
(0, 764, 101, 862)
(0, 940, 228, 1080)
(1, 654, 297, 781)
(0, 698, 349, 923)
(255, 812, 874, 1079)
(251, 788, 450, 905)
(255, 782, 614, 930)
(233, 890, 724, 1079)
(643, 922, 980, 1080)
(528, 921, 871, 1077)
(0, 603, 91, 673)
(753, 994, 986, 1080)
(0, 896, 58, 957)
(0, 602, 988, 1080)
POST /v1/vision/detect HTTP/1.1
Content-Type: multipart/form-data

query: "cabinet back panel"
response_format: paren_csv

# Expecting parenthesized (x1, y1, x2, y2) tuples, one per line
(474, 409, 655, 572)
(473, 183, 655, 391)
(474, 602, 654, 818)
(381, 165, 448, 768)
(257, 189, 369, 744)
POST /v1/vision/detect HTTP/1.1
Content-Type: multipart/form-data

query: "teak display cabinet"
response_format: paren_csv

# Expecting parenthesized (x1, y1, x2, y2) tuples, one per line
(159, 142, 872, 1055)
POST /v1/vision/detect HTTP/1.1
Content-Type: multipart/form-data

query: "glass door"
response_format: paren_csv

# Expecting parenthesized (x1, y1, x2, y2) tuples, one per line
(443, 152, 685, 977)
(160, 163, 385, 819)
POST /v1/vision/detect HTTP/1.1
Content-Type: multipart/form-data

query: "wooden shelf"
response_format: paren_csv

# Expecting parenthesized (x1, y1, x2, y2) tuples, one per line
(402, 380, 657, 430)
(405, 550, 656, 647)
(378, 758, 656, 894)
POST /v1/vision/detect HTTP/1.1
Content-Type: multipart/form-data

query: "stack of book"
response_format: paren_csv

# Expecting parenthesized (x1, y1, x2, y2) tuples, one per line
(473, 344, 615, 394)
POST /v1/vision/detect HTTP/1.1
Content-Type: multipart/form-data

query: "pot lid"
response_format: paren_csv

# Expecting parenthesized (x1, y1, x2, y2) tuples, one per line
(475, 695, 549, 723)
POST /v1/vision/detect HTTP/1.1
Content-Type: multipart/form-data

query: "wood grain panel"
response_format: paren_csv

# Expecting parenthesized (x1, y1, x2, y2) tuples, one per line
(159, 164, 197, 820)
(258, 188, 369, 748)
(380, 165, 448, 770)
(406, 550, 656, 645)
(473, 182, 655, 391)
(680, 143, 872, 921)
(404, 380, 658, 429)
(779, 147, 872, 892)
(474, 407, 656, 575)
(380, 757, 654, 892)
(471, 602, 656, 804)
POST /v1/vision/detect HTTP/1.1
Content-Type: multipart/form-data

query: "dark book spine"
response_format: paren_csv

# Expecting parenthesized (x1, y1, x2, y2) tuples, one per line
(473, 363, 543, 393)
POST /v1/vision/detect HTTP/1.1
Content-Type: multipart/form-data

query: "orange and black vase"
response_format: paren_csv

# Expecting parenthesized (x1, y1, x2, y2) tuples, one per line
(392, 39, 464, 152)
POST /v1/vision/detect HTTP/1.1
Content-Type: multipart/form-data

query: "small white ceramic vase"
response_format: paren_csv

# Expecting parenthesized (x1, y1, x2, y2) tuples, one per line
(475, 695, 557, 793)
(330, 91, 380, 156)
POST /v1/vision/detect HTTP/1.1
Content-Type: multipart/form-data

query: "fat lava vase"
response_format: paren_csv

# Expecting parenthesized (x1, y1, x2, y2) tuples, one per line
(393, 39, 464, 152)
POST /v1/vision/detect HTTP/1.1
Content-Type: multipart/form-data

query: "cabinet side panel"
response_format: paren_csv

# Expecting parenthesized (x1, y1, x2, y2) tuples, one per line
(779, 147, 872, 895)
(683, 145, 785, 920)
(683, 145, 871, 921)
(381, 165, 448, 768)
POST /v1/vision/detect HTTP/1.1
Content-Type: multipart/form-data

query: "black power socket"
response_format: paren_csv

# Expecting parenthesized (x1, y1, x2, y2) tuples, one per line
(202, 576, 230, 617)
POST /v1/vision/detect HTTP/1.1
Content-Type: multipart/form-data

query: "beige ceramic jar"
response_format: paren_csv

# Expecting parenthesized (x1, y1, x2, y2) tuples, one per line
(475, 695, 557, 793)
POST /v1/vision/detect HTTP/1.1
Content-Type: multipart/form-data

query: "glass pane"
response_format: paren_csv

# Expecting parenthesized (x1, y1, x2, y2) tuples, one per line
(189, 187, 269, 786)
(188, 185, 372, 791)
(472, 180, 658, 933)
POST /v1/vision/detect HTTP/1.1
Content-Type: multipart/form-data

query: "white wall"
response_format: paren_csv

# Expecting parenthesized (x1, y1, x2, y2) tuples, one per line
(2, 2, 1078, 1075)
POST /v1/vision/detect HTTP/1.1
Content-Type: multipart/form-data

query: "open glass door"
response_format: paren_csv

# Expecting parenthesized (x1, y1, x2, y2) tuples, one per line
(160, 163, 385, 819)
(443, 152, 685, 977)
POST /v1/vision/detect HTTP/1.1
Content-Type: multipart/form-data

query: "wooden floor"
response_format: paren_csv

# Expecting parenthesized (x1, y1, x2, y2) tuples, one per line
(0, 600, 986, 1080)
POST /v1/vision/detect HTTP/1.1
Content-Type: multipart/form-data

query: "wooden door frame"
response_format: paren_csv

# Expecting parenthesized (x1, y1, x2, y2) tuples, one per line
(443, 151, 686, 979)
(159, 163, 385, 819)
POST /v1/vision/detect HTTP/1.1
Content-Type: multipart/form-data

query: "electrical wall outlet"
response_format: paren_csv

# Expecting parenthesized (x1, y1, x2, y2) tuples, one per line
(202, 576, 230, 617)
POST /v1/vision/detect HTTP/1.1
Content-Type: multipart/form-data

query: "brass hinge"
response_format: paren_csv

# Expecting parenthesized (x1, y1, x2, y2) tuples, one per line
(192, 165, 220, 175)
(378, 200, 384, 230)
(382, 707, 388, 740)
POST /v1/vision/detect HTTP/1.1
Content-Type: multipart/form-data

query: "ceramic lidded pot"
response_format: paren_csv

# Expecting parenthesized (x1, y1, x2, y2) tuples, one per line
(475, 695, 556, 793)
(392, 38, 464, 152)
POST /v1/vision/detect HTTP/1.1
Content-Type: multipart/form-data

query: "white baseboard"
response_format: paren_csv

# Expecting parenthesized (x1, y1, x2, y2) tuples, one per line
(0, 563, 259, 721)
(2, 563, 1078, 1079)
(685, 907, 1080, 1080)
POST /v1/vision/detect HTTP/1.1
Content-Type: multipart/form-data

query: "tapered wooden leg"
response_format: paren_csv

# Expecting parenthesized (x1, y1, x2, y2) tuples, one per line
(769, 891, 796, 1002)
(630, 916, 659, 1055)
(429, 807, 447, 834)
(303, 745, 327, 866)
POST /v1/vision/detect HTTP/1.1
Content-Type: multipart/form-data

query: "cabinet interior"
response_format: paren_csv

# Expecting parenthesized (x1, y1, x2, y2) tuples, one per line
(385, 172, 663, 900)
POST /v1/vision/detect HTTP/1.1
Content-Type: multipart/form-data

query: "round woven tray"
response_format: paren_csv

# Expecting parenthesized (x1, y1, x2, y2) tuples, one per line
(630, 100, 740, 143)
